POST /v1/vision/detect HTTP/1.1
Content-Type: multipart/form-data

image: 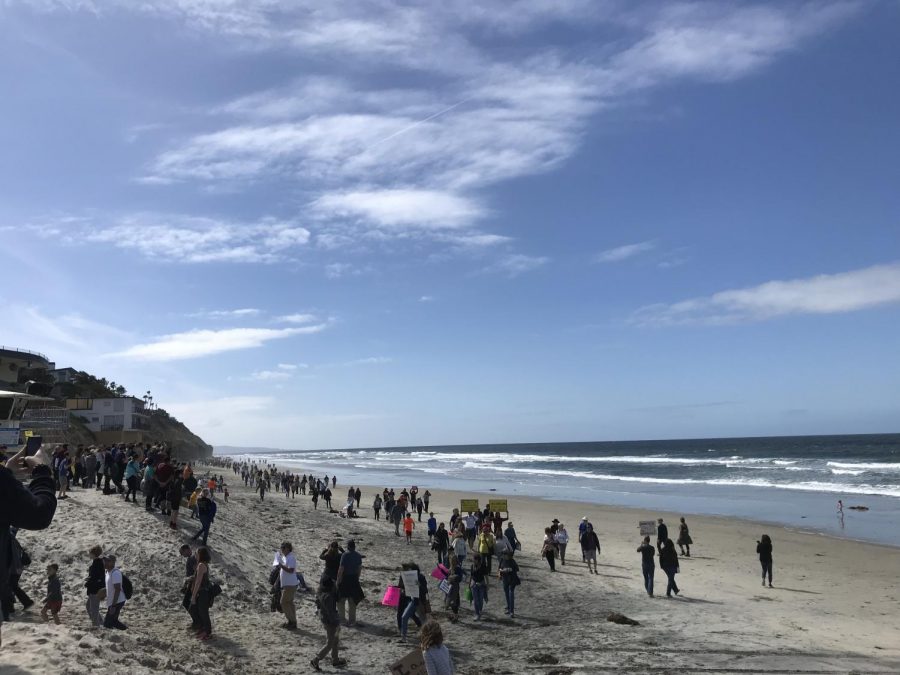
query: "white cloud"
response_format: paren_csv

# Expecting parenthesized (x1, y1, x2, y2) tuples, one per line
(419, 295, 434, 303)
(276, 313, 318, 325)
(631, 263, 900, 326)
(483, 254, 549, 278)
(189, 308, 261, 319)
(246, 369, 292, 381)
(313, 189, 484, 230)
(277, 363, 306, 370)
(113, 324, 327, 361)
(594, 241, 656, 263)
(69, 214, 310, 264)
(343, 356, 392, 366)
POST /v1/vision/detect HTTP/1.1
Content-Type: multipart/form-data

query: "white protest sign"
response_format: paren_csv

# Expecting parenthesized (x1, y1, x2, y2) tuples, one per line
(400, 570, 420, 599)
(389, 649, 426, 675)
(639, 521, 656, 536)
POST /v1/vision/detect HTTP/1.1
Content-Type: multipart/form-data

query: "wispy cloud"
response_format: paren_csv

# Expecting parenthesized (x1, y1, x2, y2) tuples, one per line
(245, 369, 292, 381)
(482, 254, 549, 278)
(313, 189, 485, 230)
(113, 324, 327, 361)
(341, 356, 392, 367)
(419, 295, 435, 303)
(594, 240, 656, 263)
(276, 313, 318, 325)
(189, 308, 261, 319)
(631, 263, 900, 326)
(33, 214, 311, 264)
(277, 363, 306, 370)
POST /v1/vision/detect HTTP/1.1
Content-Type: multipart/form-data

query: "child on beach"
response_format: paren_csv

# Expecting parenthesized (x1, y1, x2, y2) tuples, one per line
(41, 564, 62, 624)
(223, 487, 229, 503)
(421, 621, 455, 674)
(404, 513, 415, 544)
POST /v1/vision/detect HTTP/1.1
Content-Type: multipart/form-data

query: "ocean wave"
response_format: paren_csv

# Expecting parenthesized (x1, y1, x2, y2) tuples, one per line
(827, 461, 900, 471)
(831, 469, 865, 476)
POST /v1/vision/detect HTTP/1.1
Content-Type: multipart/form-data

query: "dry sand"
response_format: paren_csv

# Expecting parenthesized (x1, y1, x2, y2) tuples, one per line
(2, 467, 899, 674)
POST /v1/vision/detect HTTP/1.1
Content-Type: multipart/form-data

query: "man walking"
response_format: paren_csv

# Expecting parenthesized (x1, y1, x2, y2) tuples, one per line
(278, 542, 299, 630)
(336, 539, 364, 627)
(103, 555, 127, 630)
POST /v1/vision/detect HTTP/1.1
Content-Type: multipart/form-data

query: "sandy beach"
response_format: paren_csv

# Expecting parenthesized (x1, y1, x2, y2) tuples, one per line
(2, 466, 899, 674)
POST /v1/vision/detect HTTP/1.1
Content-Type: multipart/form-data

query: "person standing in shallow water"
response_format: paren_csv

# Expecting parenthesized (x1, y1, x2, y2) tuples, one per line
(757, 534, 773, 588)
(677, 517, 692, 557)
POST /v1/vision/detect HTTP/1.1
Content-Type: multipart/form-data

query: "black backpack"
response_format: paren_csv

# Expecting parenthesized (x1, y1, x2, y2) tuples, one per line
(122, 574, 134, 600)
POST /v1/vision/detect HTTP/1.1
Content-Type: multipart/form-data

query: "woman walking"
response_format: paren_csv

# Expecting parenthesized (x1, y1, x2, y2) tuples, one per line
(677, 517, 692, 557)
(398, 563, 428, 638)
(85, 545, 105, 627)
(189, 546, 213, 640)
(541, 527, 557, 572)
(444, 554, 462, 622)
(469, 554, 487, 621)
(555, 523, 569, 566)
(373, 494, 382, 521)
(497, 550, 520, 619)
(581, 523, 601, 575)
(757, 534, 773, 587)
(659, 538, 680, 598)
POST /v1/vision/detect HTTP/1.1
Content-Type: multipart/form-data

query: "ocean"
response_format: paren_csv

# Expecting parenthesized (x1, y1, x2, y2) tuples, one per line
(226, 433, 900, 547)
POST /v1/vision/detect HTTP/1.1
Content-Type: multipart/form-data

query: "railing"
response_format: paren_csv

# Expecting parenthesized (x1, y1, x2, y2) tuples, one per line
(100, 424, 124, 432)
(0, 346, 49, 361)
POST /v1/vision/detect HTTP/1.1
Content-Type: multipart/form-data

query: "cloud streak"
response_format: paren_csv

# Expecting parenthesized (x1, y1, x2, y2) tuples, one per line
(594, 241, 656, 263)
(631, 263, 900, 326)
(114, 324, 327, 361)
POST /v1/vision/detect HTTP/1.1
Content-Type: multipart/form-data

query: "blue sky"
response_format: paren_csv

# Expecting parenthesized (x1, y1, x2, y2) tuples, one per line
(2, 0, 898, 449)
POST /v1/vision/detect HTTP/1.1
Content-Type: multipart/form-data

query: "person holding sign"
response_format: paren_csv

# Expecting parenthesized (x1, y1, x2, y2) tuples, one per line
(397, 563, 428, 638)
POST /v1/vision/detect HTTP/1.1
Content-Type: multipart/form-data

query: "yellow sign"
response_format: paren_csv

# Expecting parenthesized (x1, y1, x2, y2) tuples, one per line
(488, 499, 508, 513)
(460, 499, 479, 513)
(23, 430, 35, 438)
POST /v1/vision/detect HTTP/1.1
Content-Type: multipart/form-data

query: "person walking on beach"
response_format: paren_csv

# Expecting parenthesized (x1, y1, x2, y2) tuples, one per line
(637, 536, 655, 596)
(191, 488, 217, 546)
(541, 527, 557, 572)
(391, 502, 405, 537)
(659, 539, 680, 597)
(433, 522, 450, 566)
(423, 490, 431, 513)
(40, 563, 62, 624)
(555, 523, 569, 566)
(757, 534, 773, 588)
(581, 523, 601, 575)
(656, 518, 668, 553)
(323, 486, 333, 510)
(102, 555, 127, 630)
(180, 544, 198, 625)
(336, 539, 364, 627)
(427, 512, 438, 543)
(497, 550, 520, 619)
(477, 525, 496, 574)
(277, 542, 299, 630)
(416, 497, 425, 522)
(398, 563, 428, 637)
(504, 522, 519, 554)
(451, 531, 468, 567)
(85, 545, 105, 627)
(320, 541, 344, 581)
(444, 554, 463, 622)
(257, 479, 267, 501)
(421, 620, 455, 675)
(310, 576, 345, 671)
(468, 554, 487, 620)
(189, 546, 213, 641)
(677, 517, 692, 557)
(167, 476, 183, 530)
(373, 494, 382, 520)
(354, 487, 361, 509)
(404, 512, 415, 544)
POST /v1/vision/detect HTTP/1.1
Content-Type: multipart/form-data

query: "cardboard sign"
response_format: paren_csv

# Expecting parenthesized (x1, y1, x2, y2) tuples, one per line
(389, 649, 427, 675)
(488, 499, 508, 513)
(639, 520, 656, 536)
(460, 499, 479, 512)
(400, 570, 420, 599)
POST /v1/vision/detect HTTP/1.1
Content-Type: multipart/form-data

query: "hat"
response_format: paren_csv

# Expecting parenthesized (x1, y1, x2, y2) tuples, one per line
(551, 518, 560, 524)
(581, 516, 588, 521)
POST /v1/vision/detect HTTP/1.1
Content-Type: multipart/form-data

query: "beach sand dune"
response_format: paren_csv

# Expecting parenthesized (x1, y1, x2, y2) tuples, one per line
(3, 468, 899, 674)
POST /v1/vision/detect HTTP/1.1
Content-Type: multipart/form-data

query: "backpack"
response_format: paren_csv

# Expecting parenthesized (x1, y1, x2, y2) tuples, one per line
(122, 574, 134, 600)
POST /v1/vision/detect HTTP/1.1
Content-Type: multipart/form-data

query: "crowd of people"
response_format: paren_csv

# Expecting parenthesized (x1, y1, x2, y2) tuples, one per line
(2, 448, 780, 673)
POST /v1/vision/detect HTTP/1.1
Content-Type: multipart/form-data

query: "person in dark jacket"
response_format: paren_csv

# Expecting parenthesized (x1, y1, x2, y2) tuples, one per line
(656, 518, 668, 553)
(398, 563, 428, 637)
(757, 534, 773, 587)
(319, 541, 344, 581)
(659, 538, 680, 597)
(190, 489, 217, 545)
(637, 536, 655, 596)
(310, 576, 345, 670)
(433, 522, 450, 566)
(1, 445, 57, 646)
(677, 517, 692, 557)
(85, 545, 105, 626)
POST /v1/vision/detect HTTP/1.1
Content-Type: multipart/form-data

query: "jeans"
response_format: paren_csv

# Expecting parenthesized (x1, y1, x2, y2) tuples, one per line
(86, 592, 102, 626)
(399, 597, 421, 636)
(316, 623, 340, 662)
(761, 560, 773, 584)
(192, 519, 211, 545)
(558, 543, 567, 563)
(125, 476, 139, 501)
(642, 565, 654, 595)
(502, 583, 515, 614)
(103, 602, 127, 629)
(663, 567, 679, 596)
(472, 582, 486, 617)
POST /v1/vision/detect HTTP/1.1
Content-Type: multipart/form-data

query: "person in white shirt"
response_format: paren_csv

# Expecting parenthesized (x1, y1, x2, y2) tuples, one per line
(103, 555, 126, 630)
(278, 542, 299, 630)
(555, 524, 570, 566)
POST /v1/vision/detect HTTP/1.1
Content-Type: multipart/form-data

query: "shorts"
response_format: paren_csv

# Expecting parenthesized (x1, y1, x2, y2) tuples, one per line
(44, 601, 62, 612)
(583, 548, 597, 562)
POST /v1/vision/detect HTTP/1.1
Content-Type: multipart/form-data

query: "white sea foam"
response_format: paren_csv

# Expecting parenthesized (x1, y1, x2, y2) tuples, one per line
(827, 461, 900, 471)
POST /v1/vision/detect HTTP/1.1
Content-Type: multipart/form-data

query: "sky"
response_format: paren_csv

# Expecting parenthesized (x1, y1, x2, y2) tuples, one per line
(2, 0, 899, 450)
